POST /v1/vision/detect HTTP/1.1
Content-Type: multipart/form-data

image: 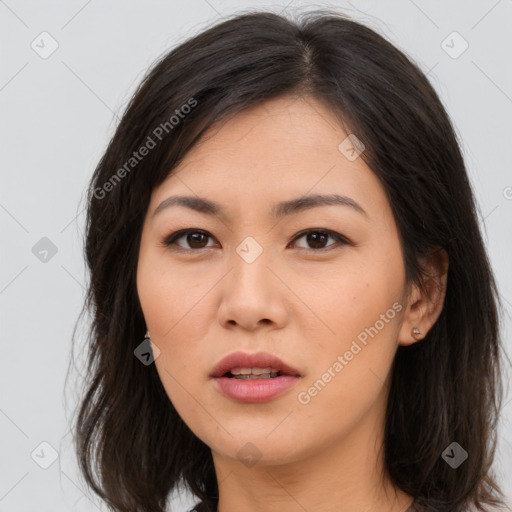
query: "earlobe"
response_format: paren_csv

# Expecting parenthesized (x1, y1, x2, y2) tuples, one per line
(398, 246, 449, 346)
(412, 327, 422, 340)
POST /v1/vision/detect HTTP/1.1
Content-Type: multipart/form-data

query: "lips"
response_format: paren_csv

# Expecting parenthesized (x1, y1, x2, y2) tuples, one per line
(210, 351, 301, 378)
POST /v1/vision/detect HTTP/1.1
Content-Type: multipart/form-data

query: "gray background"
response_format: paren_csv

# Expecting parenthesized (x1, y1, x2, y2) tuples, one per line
(1, 1, 511, 511)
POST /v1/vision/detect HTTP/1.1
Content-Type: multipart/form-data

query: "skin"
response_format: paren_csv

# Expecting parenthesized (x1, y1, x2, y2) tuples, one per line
(136, 95, 448, 512)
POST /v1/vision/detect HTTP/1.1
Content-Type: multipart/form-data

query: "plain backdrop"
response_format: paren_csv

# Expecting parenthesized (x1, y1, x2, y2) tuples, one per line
(1, 1, 511, 511)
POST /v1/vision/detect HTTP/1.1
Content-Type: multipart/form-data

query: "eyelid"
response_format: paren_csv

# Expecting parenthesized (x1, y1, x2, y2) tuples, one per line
(161, 228, 351, 252)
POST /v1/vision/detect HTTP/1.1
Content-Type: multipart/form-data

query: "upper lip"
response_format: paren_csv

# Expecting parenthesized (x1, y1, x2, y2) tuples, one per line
(210, 351, 301, 378)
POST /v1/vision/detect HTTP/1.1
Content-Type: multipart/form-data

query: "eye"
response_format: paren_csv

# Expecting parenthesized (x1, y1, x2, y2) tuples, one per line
(162, 229, 217, 251)
(289, 229, 349, 251)
(161, 228, 350, 252)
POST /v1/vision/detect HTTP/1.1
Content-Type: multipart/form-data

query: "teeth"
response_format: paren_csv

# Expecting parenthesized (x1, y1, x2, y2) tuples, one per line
(232, 373, 279, 380)
(228, 367, 281, 379)
(230, 367, 279, 376)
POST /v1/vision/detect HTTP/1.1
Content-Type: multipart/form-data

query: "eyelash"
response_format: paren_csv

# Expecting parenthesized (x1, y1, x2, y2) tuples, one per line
(161, 228, 350, 253)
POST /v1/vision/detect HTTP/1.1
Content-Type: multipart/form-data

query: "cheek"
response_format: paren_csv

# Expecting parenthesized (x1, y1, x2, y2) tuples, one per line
(137, 250, 214, 414)
(304, 244, 404, 385)
(288, 272, 402, 448)
(314, 248, 403, 336)
(137, 246, 207, 339)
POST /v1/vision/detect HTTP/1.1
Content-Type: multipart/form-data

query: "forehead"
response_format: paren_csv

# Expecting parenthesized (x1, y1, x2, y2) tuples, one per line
(183, 95, 350, 166)
(149, 95, 389, 223)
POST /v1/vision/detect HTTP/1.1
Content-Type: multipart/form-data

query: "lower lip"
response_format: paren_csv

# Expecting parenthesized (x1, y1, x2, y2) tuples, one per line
(212, 375, 301, 403)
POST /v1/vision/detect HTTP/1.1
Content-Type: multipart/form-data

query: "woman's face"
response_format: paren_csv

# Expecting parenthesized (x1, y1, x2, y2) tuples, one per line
(137, 95, 414, 471)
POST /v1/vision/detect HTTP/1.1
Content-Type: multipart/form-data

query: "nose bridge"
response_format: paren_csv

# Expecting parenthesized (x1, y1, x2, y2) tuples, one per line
(229, 234, 273, 296)
(218, 234, 287, 329)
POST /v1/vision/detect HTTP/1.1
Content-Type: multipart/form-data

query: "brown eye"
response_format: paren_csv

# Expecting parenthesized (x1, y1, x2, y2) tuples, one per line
(185, 232, 210, 249)
(163, 229, 216, 251)
(291, 230, 348, 251)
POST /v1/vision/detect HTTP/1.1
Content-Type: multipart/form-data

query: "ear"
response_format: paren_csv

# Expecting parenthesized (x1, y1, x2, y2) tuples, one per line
(398, 246, 449, 346)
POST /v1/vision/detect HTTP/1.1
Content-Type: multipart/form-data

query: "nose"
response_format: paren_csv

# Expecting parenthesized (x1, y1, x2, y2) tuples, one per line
(217, 247, 290, 331)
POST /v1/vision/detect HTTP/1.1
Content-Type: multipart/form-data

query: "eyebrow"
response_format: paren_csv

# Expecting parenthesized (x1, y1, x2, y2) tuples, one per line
(152, 193, 368, 220)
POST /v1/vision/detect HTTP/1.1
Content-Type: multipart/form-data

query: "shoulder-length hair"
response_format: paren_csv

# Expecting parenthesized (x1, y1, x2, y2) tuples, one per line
(73, 9, 507, 512)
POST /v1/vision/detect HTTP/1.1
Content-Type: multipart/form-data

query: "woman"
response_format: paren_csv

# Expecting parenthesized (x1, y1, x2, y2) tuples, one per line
(73, 9, 508, 512)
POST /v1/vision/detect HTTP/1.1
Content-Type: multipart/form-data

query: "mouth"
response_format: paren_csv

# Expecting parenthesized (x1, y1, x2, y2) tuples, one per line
(210, 351, 302, 380)
(210, 351, 302, 403)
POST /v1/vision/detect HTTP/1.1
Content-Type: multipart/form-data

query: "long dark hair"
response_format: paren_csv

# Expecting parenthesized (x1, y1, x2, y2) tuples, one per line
(72, 8, 507, 512)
